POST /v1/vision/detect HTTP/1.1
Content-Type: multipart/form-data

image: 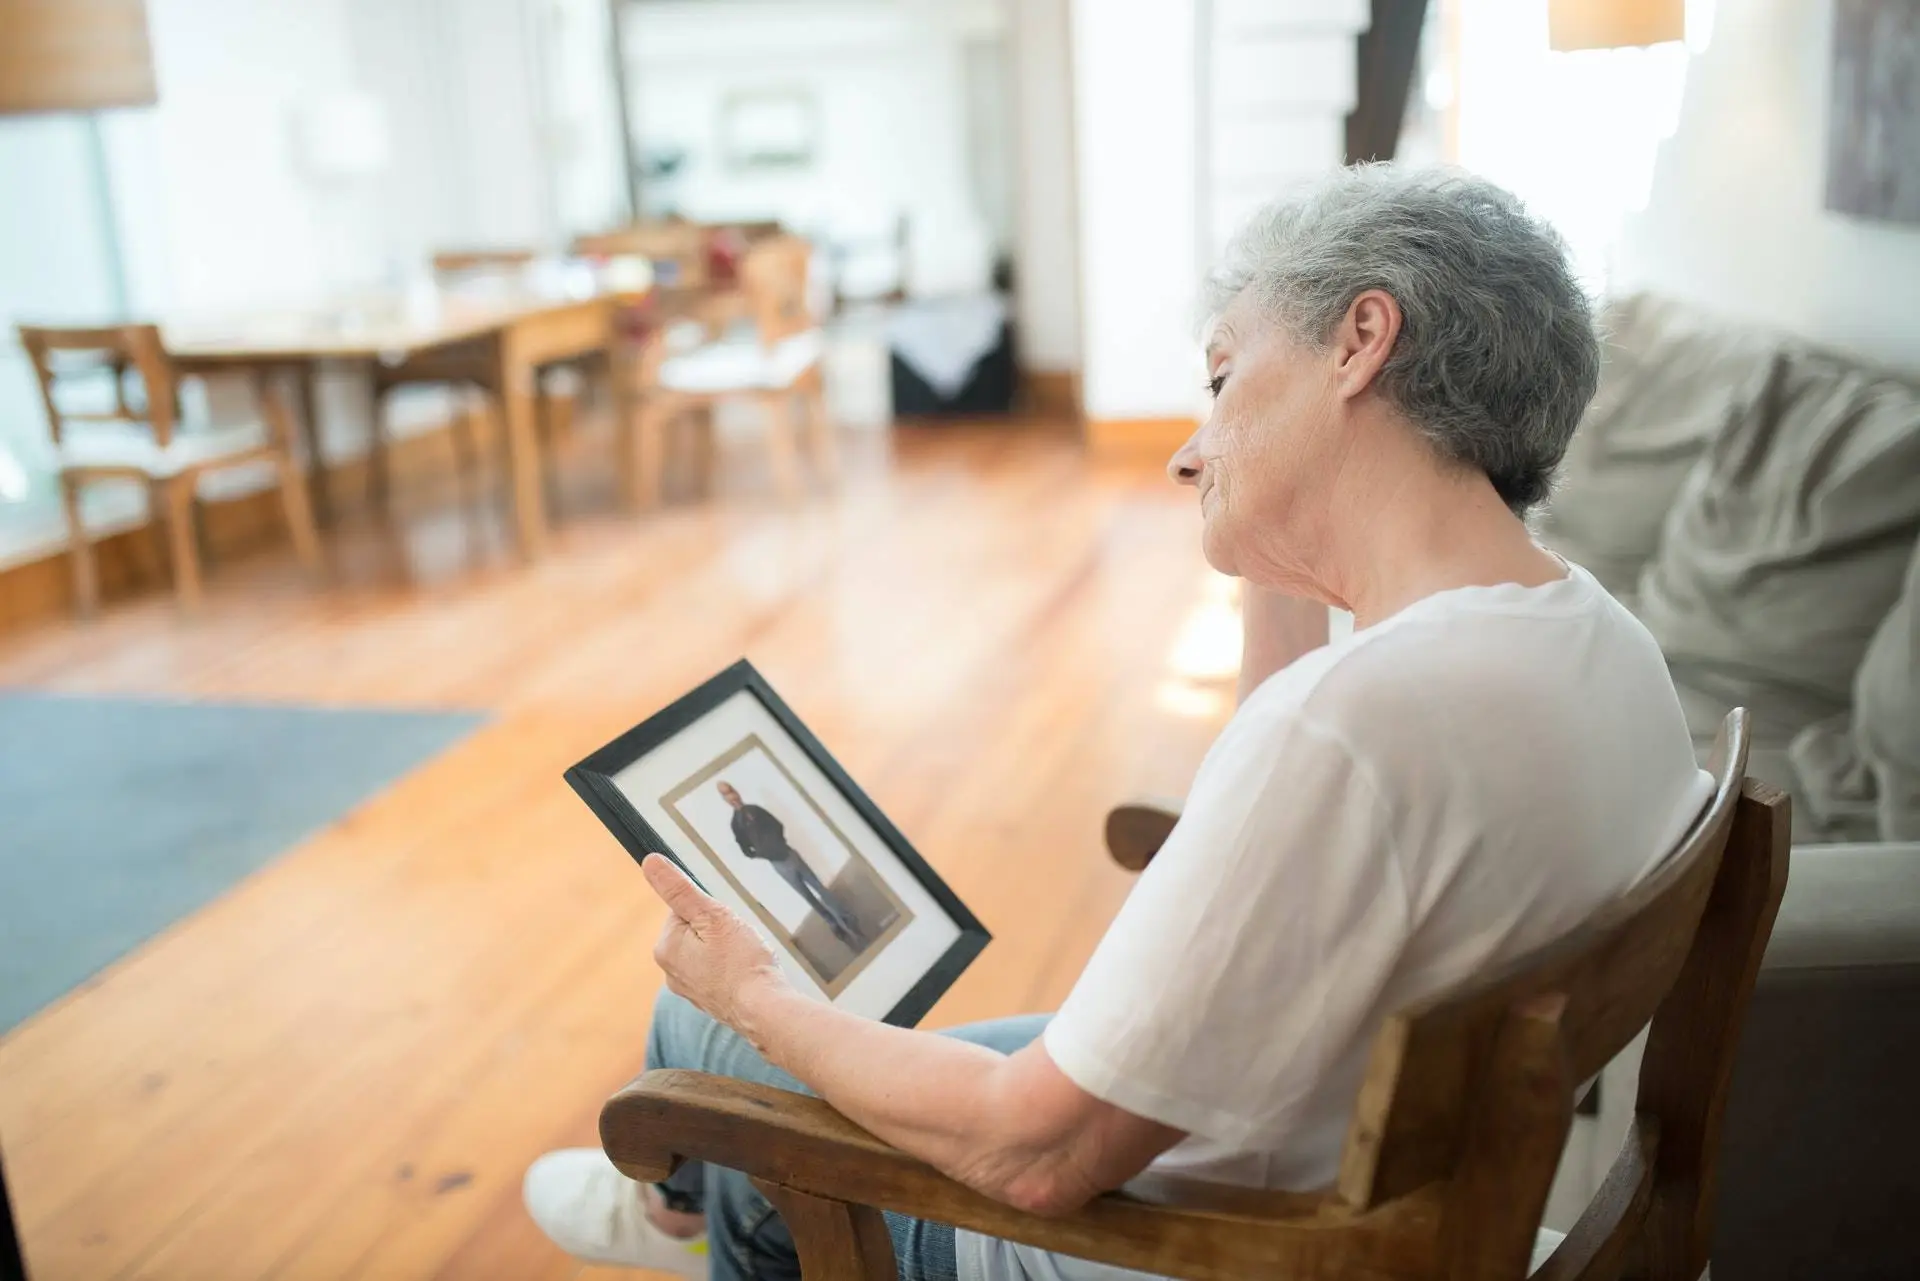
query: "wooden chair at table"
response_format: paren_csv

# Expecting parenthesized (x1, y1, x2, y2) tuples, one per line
(19, 324, 321, 615)
(621, 234, 833, 507)
(602, 707, 1788, 1281)
(348, 247, 541, 516)
(407, 246, 594, 517)
(571, 219, 711, 290)
(429, 248, 539, 277)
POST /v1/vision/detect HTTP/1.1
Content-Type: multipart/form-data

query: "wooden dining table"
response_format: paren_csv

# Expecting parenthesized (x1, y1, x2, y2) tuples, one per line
(163, 284, 632, 561)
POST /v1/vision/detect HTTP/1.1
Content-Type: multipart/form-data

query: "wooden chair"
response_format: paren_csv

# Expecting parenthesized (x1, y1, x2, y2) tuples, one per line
(571, 220, 710, 289)
(19, 324, 320, 615)
(622, 234, 834, 508)
(429, 248, 538, 277)
(355, 249, 544, 515)
(601, 708, 1788, 1280)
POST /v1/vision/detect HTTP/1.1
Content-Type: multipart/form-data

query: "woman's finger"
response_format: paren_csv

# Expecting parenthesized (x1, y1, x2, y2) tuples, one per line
(641, 854, 710, 920)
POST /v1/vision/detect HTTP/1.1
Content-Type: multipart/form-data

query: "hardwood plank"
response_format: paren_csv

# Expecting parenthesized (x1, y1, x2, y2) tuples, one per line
(0, 425, 1229, 1280)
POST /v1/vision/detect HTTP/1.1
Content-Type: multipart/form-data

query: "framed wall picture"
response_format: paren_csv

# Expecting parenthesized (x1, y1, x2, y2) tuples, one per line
(719, 88, 819, 171)
(1826, 0, 1920, 225)
(566, 660, 989, 1027)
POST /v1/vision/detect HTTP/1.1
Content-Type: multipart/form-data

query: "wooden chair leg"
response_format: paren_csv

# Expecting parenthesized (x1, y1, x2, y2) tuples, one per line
(801, 368, 838, 483)
(260, 375, 323, 574)
(750, 1180, 896, 1281)
(59, 475, 99, 617)
(159, 475, 204, 610)
(368, 393, 394, 514)
(614, 388, 641, 507)
(626, 396, 673, 510)
(761, 391, 804, 502)
(276, 450, 323, 573)
(531, 386, 563, 520)
(452, 388, 486, 489)
(691, 403, 717, 497)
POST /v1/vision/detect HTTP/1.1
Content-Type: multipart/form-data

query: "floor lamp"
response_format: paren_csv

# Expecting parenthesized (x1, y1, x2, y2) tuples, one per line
(0, 6, 156, 1264)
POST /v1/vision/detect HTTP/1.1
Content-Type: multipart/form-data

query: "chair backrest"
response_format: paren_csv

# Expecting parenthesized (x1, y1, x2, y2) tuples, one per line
(739, 235, 816, 346)
(17, 323, 179, 448)
(571, 220, 709, 288)
(431, 247, 537, 278)
(1334, 707, 1789, 1280)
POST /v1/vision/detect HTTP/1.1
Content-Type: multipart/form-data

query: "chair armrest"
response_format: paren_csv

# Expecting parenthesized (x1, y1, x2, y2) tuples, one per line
(1105, 801, 1182, 872)
(601, 1070, 1437, 1281)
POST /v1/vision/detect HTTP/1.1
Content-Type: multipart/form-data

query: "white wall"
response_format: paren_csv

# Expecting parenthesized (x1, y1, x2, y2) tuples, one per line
(1069, 0, 1199, 421)
(1068, 0, 1365, 422)
(623, 1, 998, 295)
(348, 0, 571, 262)
(1616, 0, 1920, 373)
(1011, 0, 1081, 372)
(0, 117, 131, 501)
(131, 0, 379, 310)
(543, 0, 630, 237)
(1202, 0, 1368, 258)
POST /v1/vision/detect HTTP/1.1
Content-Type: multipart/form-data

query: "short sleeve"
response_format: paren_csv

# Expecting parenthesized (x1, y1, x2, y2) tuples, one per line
(1042, 711, 1412, 1144)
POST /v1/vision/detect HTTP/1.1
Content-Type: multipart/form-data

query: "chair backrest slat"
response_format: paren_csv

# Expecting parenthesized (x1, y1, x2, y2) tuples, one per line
(740, 235, 815, 347)
(18, 323, 179, 448)
(572, 220, 710, 288)
(431, 247, 536, 278)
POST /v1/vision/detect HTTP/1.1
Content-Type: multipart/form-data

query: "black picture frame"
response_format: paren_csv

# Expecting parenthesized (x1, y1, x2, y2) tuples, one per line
(565, 659, 990, 1028)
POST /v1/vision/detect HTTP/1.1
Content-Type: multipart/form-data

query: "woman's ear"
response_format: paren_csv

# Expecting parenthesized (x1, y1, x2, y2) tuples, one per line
(1333, 289, 1401, 400)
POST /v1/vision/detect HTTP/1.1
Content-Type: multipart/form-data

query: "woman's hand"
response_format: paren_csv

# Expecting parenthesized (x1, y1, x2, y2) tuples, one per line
(642, 854, 791, 1035)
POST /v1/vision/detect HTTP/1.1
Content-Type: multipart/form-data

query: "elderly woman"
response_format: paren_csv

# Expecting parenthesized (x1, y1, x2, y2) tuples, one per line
(522, 166, 1710, 1281)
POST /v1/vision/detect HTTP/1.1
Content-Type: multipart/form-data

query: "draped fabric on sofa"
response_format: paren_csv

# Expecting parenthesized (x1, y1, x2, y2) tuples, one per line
(1539, 293, 1920, 842)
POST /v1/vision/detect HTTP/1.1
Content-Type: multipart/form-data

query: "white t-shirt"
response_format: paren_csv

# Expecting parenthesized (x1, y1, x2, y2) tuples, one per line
(957, 564, 1712, 1281)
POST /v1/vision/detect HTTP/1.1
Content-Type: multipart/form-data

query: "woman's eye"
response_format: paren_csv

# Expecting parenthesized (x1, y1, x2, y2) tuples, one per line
(1206, 374, 1226, 398)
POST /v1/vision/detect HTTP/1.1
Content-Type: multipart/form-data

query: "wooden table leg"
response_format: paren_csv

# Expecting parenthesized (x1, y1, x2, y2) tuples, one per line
(492, 335, 549, 560)
(297, 362, 333, 526)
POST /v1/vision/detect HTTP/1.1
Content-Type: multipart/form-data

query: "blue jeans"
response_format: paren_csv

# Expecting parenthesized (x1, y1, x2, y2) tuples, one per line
(646, 991, 1049, 1281)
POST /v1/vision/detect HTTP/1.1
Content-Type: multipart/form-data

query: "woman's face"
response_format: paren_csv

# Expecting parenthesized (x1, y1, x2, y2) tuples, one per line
(1171, 293, 1343, 584)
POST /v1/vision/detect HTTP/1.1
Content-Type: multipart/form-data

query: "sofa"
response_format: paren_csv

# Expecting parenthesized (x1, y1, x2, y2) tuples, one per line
(1534, 293, 1920, 1280)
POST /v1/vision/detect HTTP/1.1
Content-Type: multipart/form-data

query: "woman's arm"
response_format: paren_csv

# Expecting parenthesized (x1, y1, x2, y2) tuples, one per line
(643, 857, 1185, 1216)
(1238, 585, 1328, 705)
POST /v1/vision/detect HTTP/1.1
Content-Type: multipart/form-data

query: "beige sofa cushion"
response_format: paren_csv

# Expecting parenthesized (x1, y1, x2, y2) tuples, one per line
(1856, 538, 1920, 840)
(1537, 293, 1774, 595)
(1637, 348, 1920, 712)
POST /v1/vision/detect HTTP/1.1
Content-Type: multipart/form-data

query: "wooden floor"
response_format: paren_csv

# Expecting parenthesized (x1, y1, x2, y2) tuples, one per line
(0, 422, 1238, 1280)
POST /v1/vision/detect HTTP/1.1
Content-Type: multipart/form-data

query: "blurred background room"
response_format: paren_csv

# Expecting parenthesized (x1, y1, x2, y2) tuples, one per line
(2, 1, 1917, 1278)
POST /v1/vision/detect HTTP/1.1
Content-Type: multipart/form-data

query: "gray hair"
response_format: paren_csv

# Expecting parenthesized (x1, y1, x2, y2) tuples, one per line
(1205, 164, 1600, 515)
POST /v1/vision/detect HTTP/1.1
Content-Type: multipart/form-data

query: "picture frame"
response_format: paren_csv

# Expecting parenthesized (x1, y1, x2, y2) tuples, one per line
(566, 659, 990, 1027)
(719, 88, 819, 172)
(1825, 0, 1920, 225)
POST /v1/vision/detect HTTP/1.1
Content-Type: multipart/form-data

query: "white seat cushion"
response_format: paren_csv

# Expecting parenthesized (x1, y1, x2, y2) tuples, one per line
(54, 420, 269, 478)
(657, 330, 824, 395)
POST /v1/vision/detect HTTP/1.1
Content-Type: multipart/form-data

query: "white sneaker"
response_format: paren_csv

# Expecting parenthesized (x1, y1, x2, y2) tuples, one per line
(523, 1147, 710, 1277)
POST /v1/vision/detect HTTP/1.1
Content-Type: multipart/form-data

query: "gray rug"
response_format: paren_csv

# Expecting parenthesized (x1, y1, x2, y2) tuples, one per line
(0, 691, 484, 1034)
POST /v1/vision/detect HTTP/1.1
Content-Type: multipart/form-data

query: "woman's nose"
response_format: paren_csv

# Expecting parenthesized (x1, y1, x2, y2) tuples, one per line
(1168, 434, 1203, 485)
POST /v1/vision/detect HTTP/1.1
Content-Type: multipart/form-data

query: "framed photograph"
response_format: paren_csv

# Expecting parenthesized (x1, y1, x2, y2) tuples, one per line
(566, 660, 989, 1027)
(719, 88, 818, 172)
(1826, 0, 1920, 225)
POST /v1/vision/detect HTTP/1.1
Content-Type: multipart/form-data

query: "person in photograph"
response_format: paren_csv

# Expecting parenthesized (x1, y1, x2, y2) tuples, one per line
(717, 781, 867, 951)
(525, 165, 1712, 1281)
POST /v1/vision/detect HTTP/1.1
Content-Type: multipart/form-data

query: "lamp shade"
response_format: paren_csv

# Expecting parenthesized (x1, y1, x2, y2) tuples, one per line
(1548, 0, 1685, 51)
(0, 0, 156, 114)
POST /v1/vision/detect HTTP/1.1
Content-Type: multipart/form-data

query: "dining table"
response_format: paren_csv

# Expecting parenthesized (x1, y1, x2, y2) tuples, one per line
(162, 278, 634, 561)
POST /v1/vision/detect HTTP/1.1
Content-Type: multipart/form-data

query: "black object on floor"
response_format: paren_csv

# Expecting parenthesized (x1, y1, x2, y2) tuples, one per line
(891, 320, 1017, 417)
